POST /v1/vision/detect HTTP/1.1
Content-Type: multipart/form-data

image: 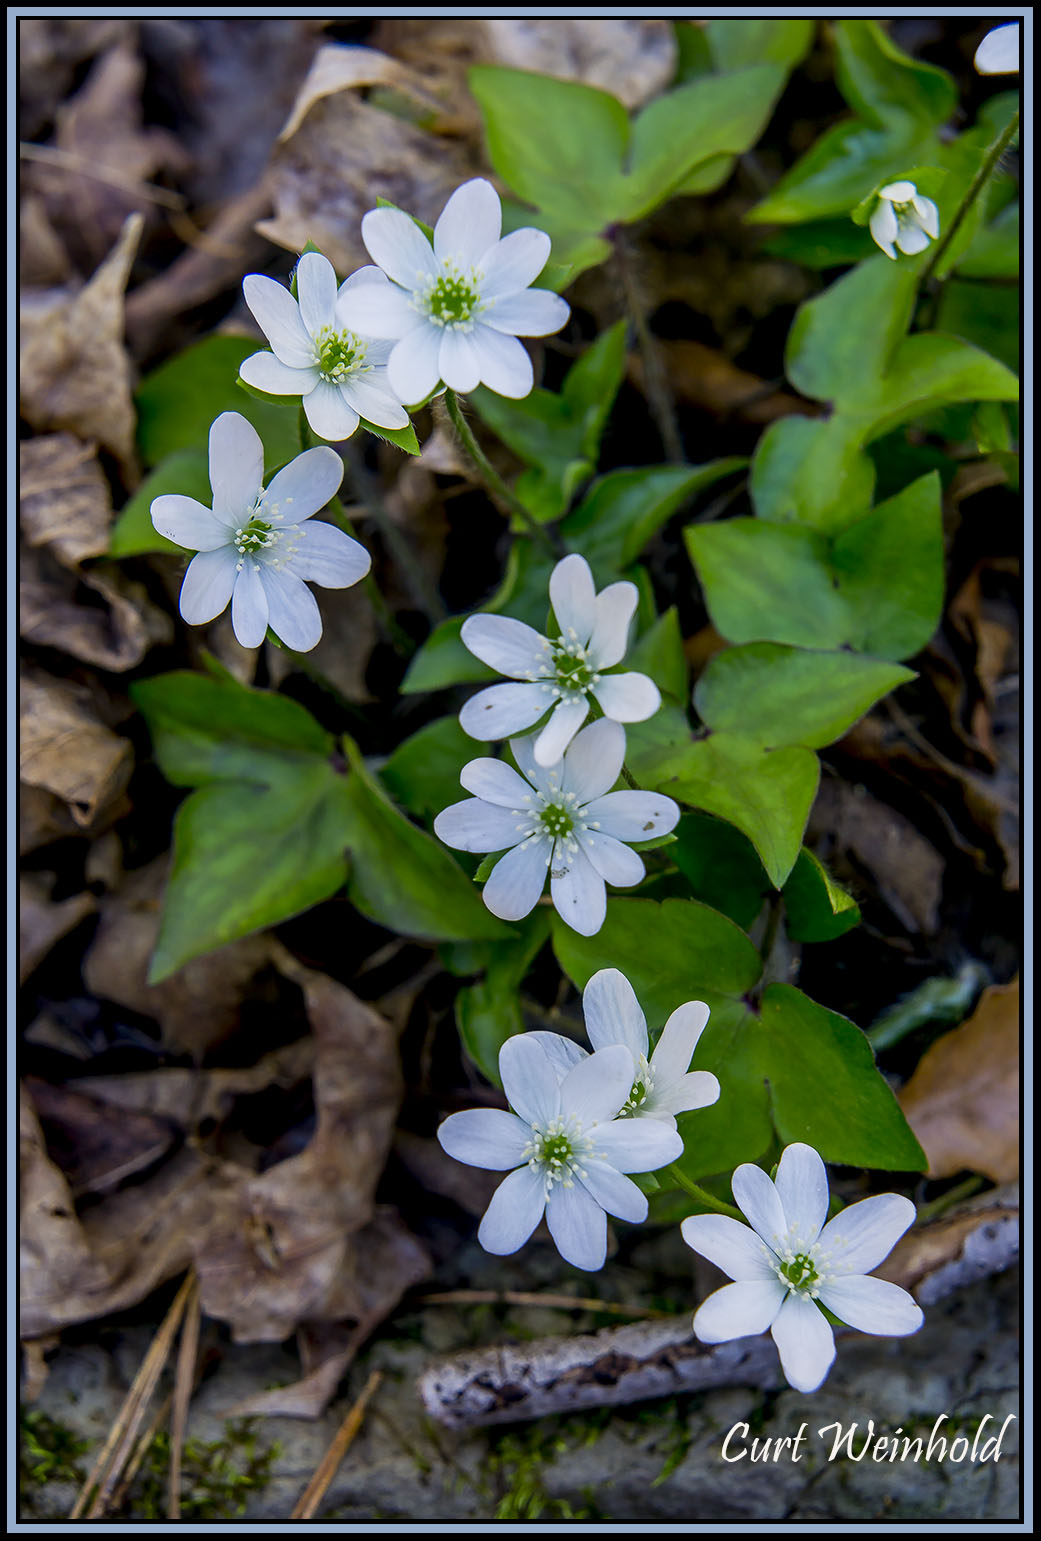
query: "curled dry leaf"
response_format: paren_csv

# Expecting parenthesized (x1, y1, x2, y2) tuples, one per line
(19, 433, 112, 567)
(630, 339, 814, 426)
(19, 873, 96, 984)
(19, 670, 132, 829)
(20, 194, 75, 287)
(480, 19, 677, 108)
(808, 778, 945, 935)
(18, 17, 125, 138)
(19, 212, 142, 470)
(19, 782, 82, 856)
(25, 1075, 177, 1198)
(899, 976, 1019, 1183)
(20, 543, 174, 672)
(276, 43, 444, 144)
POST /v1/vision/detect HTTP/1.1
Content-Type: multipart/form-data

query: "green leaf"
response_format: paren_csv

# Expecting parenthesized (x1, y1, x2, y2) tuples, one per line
(675, 1007, 773, 1180)
(672, 811, 770, 929)
(830, 473, 945, 658)
(378, 715, 476, 825)
(957, 201, 1019, 281)
(832, 20, 956, 129)
(564, 460, 744, 569)
(762, 218, 877, 270)
(782, 849, 860, 942)
(624, 702, 693, 788)
(787, 257, 919, 405)
(749, 415, 876, 530)
(358, 416, 420, 455)
(694, 643, 914, 749)
(109, 448, 210, 558)
(626, 608, 688, 703)
(707, 18, 815, 71)
(135, 335, 299, 470)
(653, 733, 819, 887)
(846, 331, 1020, 436)
(750, 117, 929, 225)
(456, 910, 552, 1084)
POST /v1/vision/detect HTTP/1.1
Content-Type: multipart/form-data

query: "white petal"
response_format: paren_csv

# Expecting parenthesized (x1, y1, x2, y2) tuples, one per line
(438, 327, 484, 394)
(580, 789, 680, 842)
(653, 1070, 720, 1116)
(339, 373, 410, 429)
(693, 1279, 786, 1343)
(478, 1165, 547, 1255)
(178, 546, 237, 624)
(230, 560, 269, 649)
(523, 1031, 588, 1079)
(437, 1108, 532, 1170)
(895, 220, 931, 256)
(545, 1180, 607, 1271)
(481, 838, 551, 922)
(459, 757, 538, 808)
(587, 582, 638, 669)
(592, 1118, 683, 1173)
(818, 1193, 917, 1275)
(388, 325, 443, 405)
(509, 733, 559, 798)
(817, 1276, 924, 1336)
(480, 227, 552, 298)
(238, 350, 319, 397)
(974, 22, 1019, 73)
(258, 566, 323, 652)
(361, 206, 439, 290)
(578, 1161, 647, 1224)
(562, 717, 625, 801)
(533, 698, 588, 766)
(459, 681, 550, 741)
(295, 251, 337, 336)
(869, 201, 898, 259)
(731, 1163, 787, 1250)
(435, 177, 501, 267)
(911, 195, 940, 238)
(770, 1294, 836, 1393)
(336, 281, 418, 339)
(483, 288, 571, 338)
(303, 380, 360, 442)
(209, 412, 264, 520)
(150, 494, 230, 551)
(242, 274, 314, 368)
(550, 843, 606, 936)
(559, 1043, 634, 1126)
(461, 614, 553, 679)
(582, 968, 648, 1060)
(433, 798, 528, 853)
(879, 180, 917, 201)
(499, 1033, 561, 1127)
(290, 521, 370, 587)
(259, 446, 344, 523)
(338, 264, 390, 294)
(680, 1215, 778, 1283)
(465, 327, 533, 398)
(650, 1001, 711, 1083)
(591, 672, 661, 723)
(578, 830, 645, 888)
(550, 553, 596, 643)
(774, 1144, 830, 1246)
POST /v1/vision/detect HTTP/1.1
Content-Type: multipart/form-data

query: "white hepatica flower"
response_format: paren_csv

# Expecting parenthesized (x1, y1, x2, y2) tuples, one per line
(869, 181, 940, 260)
(460, 554, 661, 766)
(240, 253, 410, 442)
(975, 24, 1019, 74)
(150, 411, 369, 651)
(681, 1143, 924, 1394)
(582, 968, 720, 1124)
(438, 1033, 683, 1270)
(433, 718, 679, 937)
(336, 177, 570, 403)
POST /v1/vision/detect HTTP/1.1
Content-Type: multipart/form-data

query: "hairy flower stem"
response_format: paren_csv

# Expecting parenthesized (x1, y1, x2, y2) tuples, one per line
(443, 389, 564, 558)
(668, 1164, 744, 1220)
(919, 108, 1020, 290)
(613, 230, 685, 464)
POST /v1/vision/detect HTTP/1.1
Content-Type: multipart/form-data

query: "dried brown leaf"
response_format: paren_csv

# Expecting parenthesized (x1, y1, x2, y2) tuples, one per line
(20, 543, 173, 671)
(899, 977, 1019, 1183)
(276, 43, 441, 143)
(20, 669, 132, 828)
(19, 433, 112, 567)
(25, 1076, 177, 1198)
(807, 779, 945, 935)
(20, 194, 75, 287)
(19, 18, 125, 138)
(19, 782, 81, 856)
(633, 339, 814, 425)
(266, 584, 376, 704)
(480, 19, 676, 108)
(19, 873, 95, 984)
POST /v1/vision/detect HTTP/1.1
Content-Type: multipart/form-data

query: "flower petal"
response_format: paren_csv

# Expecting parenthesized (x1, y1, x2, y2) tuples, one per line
(509, 733, 559, 798)
(582, 968, 648, 1060)
(438, 327, 484, 394)
(818, 1193, 917, 1275)
(578, 830, 645, 888)
(435, 177, 502, 267)
(774, 1143, 830, 1246)
(550, 843, 606, 936)
(545, 1180, 607, 1271)
(258, 566, 323, 652)
(230, 560, 269, 649)
(550, 553, 597, 644)
(238, 351, 319, 397)
(591, 672, 661, 723)
(242, 274, 314, 367)
(974, 22, 1019, 74)
(209, 412, 264, 519)
(295, 251, 337, 336)
(523, 1031, 588, 1079)
(482, 288, 571, 337)
(817, 1275, 924, 1336)
(581, 790, 680, 842)
(336, 280, 419, 339)
(338, 373, 410, 429)
(559, 1043, 633, 1126)
(693, 1279, 787, 1343)
(481, 838, 550, 921)
(578, 1161, 647, 1224)
(653, 1070, 720, 1116)
(433, 798, 528, 853)
(290, 521, 370, 588)
(150, 494, 231, 551)
(466, 327, 533, 398)
(499, 1033, 561, 1127)
(586, 582, 638, 669)
(895, 222, 931, 256)
(480, 228, 552, 298)
(259, 446, 344, 523)
(303, 381, 360, 442)
(361, 206, 439, 290)
(478, 1165, 547, 1255)
(388, 325, 443, 405)
(651, 1001, 711, 1084)
(869, 201, 898, 259)
(437, 1108, 532, 1170)
(592, 1118, 683, 1173)
(178, 547, 237, 624)
(680, 1215, 778, 1283)
(461, 614, 553, 679)
(533, 697, 588, 766)
(731, 1163, 787, 1250)
(459, 681, 551, 741)
(562, 717, 625, 801)
(459, 757, 538, 808)
(770, 1294, 836, 1393)
(912, 195, 940, 238)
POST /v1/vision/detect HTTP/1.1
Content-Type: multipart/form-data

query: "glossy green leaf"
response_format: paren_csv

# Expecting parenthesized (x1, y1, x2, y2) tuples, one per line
(707, 18, 815, 71)
(782, 849, 860, 942)
(626, 608, 688, 703)
(830, 474, 945, 658)
(671, 811, 770, 929)
(786, 257, 918, 405)
(675, 1007, 773, 1180)
(833, 20, 956, 129)
(749, 415, 876, 530)
(379, 715, 477, 825)
(456, 910, 552, 1084)
(109, 449, 210, 558)
(564, 460, 744, 569)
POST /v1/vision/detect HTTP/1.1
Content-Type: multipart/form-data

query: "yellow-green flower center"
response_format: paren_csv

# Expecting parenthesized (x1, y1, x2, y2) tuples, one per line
(780, 1252, 819, 1289)
(235, 516, 275, 555)
(315, 326, 365, 382)
(427, 273, 480, 326)
(539, 803, 574, 839)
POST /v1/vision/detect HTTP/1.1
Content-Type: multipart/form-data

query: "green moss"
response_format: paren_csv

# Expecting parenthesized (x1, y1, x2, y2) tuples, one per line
(19, 1408, 90, 1504)
(124, 1419, 280, 1521)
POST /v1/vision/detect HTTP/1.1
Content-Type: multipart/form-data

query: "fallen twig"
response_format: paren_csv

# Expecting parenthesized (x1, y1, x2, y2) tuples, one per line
(290, 1368, 383, 1520)
(416, 1289, 672, 1320)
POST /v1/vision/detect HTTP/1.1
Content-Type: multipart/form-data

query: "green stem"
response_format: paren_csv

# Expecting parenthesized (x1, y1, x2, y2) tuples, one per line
(613, 231, 685, 464)
(916, 1174, 987, 1225)
(443, 389, 564, 557)
(667, 1165, 743, 1220)
(919, 108, 1020, 290)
